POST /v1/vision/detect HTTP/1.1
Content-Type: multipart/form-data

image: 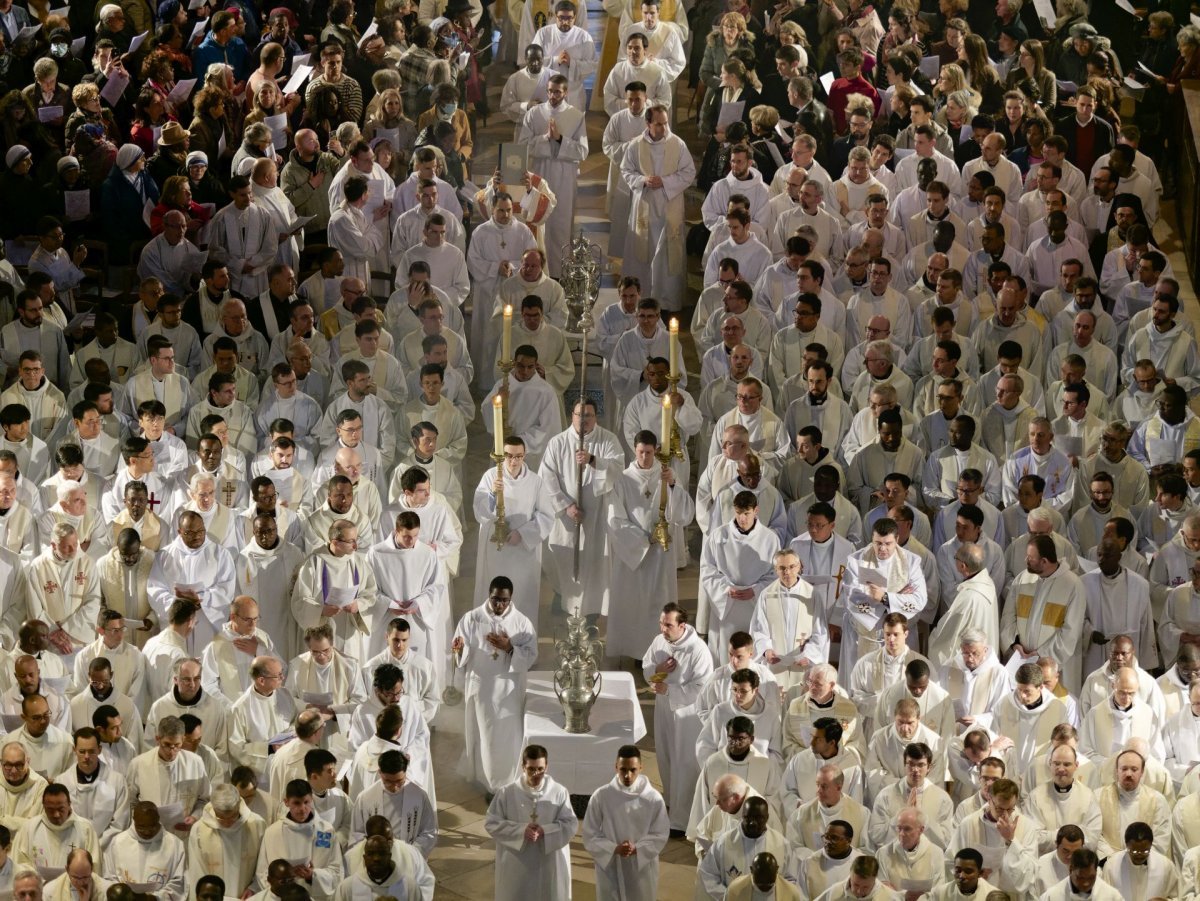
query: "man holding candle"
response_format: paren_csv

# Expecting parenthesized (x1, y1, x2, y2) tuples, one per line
(610, 298, 688, 418)
(481, 346, 561, 468)
(471, 435, 555, 630)
(501, 296, 575, 401)
(608, 430, 695, 657)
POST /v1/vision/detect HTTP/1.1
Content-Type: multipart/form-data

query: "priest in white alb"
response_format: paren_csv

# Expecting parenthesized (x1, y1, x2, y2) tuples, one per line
(228, 656, 298, 774)
(27, 522, 102, 663)
(1078, 666, 1164, 762)
(484, 743, 578, 901)
(291, 519, 380, 663)
(750, 548, 829, 699)
(620, 104, 694, 311)
(538, 400, 620, 618)
(147, 512, 235, 653)
(518, 74, 588, 277)
(470, 435, 554, 630)
(840, 518, 929, 675)
(927, 543, 999, 670)
(451, 577, 538, 793)
(701, 490, 781, 657)
(1000, 534, 1087, 692)
(367, 511, 447, 685)
(607, 431, 694, 658)
(1081, 537, 1158, 675)
(236, 513, 306, 663)
(581, 745, 670, 901)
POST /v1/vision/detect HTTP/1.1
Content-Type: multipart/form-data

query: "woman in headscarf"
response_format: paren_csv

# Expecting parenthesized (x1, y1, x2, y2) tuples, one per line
(101, 144, 159, 262)
(184, 150, 228, 207)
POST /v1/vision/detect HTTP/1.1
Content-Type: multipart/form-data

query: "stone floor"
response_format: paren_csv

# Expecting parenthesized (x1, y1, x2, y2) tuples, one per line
(420, 8, 1200, 897)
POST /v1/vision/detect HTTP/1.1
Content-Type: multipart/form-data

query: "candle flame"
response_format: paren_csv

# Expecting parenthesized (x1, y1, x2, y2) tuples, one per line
(503, 304, 513, 317)
(669, 318, 678, 333)
(493, 395, 503, 407)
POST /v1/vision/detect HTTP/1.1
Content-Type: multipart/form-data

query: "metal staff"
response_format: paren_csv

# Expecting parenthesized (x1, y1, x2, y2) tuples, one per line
(560, 231, 603, 583)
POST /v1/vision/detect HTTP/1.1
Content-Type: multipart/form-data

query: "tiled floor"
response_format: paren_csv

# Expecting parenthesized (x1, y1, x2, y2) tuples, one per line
(424, 6, 1198, 897)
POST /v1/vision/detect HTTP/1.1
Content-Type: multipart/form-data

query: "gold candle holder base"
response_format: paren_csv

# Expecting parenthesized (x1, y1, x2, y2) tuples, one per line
(652, 448, 672, 552)
(491, 451, 511, 549)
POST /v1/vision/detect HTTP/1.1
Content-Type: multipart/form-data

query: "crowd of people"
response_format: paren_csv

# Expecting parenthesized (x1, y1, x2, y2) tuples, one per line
(0, 0, 1195, 898)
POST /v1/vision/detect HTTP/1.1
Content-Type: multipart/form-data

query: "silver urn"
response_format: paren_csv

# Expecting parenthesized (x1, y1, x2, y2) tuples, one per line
(553, 614, 604, 733)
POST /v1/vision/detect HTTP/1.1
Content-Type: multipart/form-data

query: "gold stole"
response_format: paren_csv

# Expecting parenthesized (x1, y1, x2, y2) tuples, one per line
(948, 664, 997, 716)
(1098, 786, 1156, 850)
(111, 510, 163, 551)
(137, 372, 184, 422)
(192, 810, 260, 885)
(99, 552, 153, 622)
(633, 136, 685, 274)
(1012, 577, 1068, 650)
(763, 582, 814, 650)
(0, 504, 30, 554)
(1145, 415, 1200, 455)
(1088, 703, 1155, 760)
(296, 654, 351, 702)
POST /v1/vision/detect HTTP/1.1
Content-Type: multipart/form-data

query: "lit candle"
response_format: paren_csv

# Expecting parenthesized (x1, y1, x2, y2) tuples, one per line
(661, 394, 672, 448)
(501, 305, 513, 363)
(668, 317, 679, 378)
(492, 395, 504, 456)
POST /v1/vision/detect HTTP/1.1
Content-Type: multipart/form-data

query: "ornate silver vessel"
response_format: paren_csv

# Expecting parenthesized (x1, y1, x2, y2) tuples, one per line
(553, 613, 604, 733)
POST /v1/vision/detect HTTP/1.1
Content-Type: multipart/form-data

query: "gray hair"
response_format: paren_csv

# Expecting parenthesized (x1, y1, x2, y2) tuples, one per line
(244, 122, 272, 145)
(1026, 508, 1055, 529)
(959, 627, 988, 647)
(189, 472, 217, 493)
(211, 784, 240, 813)
(156, 715, 185, 739)
(56, 479, 84, 504)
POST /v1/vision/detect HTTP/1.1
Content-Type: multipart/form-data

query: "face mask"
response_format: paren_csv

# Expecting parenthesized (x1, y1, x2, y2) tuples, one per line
(440, 102, 456, 116)
(51, 42, 68, 57)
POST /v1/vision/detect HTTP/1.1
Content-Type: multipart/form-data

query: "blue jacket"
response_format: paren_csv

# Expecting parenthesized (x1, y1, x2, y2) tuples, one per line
(100, 166, 160, 262)
(192, 32, 250, 82)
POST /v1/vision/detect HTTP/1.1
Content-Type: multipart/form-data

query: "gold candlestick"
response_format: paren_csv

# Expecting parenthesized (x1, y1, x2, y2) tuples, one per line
(652, 445, 672, 552)
(491, 451, 511, 549)
(666, 373, 684, 460)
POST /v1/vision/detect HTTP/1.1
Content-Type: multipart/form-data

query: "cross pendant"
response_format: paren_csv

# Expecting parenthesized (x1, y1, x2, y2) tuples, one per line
(491, 650, 499, 661)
